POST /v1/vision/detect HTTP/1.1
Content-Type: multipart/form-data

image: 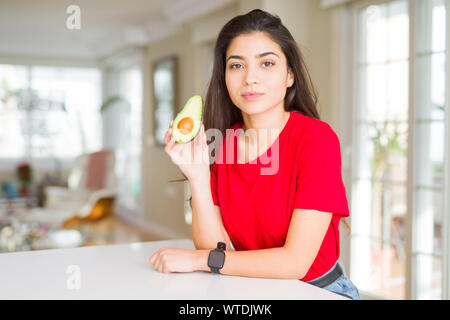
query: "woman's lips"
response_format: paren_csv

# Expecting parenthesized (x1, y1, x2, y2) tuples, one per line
(242, 92, 264, 101)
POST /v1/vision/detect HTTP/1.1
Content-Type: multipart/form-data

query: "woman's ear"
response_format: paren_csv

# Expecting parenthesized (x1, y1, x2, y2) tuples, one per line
(287, 69, 294, 88)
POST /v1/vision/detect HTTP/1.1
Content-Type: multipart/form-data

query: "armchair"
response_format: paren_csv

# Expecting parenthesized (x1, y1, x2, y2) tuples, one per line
(24, 150, 117, 229)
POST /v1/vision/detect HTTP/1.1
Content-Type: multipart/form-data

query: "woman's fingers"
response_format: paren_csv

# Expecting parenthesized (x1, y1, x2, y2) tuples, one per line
(164, 120, 174, 145)
(165, 121, 176, 146)
(198, 125, 207, 149)
(149, 252, 157, 265)
(201, 124, 206, 141)
(194, 124, 204, 146)
(164, 137, 176, 156)
(164, 129, 171, 145)
(193, 127, 200, 148)
(164, 129, 169, 142)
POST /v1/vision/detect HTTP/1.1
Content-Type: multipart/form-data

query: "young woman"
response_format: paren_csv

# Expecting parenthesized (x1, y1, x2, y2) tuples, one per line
(149, 9, 361, 300)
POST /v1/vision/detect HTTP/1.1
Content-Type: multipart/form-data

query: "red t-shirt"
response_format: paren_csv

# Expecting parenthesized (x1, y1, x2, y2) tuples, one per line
(209, 111, 350, 282)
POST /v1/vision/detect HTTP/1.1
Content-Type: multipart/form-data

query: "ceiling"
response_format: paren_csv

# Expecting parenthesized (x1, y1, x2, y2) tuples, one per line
(0, 0, 233, 60)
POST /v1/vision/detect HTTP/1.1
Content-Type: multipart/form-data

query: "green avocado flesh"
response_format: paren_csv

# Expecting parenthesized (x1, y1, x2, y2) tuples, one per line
(172, 95, 203, 143)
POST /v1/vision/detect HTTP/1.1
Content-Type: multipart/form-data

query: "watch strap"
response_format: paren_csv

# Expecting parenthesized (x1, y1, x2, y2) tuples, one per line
(210, 266, 221, 274)
(208, 242, 226, 274)
(217, 242, 226, 250)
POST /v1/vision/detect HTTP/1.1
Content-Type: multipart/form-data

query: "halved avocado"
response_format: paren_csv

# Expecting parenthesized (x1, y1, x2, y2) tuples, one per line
(172, 95, 203, 143)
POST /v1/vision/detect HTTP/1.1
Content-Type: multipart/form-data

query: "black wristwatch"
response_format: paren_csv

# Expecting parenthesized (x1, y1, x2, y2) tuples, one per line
(207, 242, 226, 274)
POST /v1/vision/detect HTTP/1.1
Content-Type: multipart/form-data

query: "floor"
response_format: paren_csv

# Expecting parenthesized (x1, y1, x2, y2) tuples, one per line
(63, 214, 165, 247)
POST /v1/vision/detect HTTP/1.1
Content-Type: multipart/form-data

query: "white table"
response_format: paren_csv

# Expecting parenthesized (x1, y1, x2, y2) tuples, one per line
(0, 239, 347, 300)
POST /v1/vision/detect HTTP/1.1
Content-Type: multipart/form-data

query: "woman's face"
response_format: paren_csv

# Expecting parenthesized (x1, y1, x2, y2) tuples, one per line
(225, 31, 294, 116)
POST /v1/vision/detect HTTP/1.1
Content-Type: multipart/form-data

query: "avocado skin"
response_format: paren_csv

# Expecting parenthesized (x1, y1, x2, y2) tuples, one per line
(172, 95, 203, 143)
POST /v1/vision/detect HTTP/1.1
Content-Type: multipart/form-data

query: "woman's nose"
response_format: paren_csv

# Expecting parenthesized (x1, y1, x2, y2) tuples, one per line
(244, 67, 260, 85)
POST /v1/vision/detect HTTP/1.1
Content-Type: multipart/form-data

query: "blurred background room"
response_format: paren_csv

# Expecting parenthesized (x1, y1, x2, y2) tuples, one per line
(0, 0, 448, 300)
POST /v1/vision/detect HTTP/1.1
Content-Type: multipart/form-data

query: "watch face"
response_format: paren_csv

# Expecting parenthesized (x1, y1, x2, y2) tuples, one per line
(208, 251, 225, 268)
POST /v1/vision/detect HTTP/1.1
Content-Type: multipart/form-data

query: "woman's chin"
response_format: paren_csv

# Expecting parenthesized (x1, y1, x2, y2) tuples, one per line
(237, 103, 271, 115)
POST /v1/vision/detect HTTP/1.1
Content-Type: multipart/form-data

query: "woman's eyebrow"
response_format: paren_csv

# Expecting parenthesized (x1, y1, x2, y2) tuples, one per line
(257, 51, 279, 58)
(226, 51, 279, 62)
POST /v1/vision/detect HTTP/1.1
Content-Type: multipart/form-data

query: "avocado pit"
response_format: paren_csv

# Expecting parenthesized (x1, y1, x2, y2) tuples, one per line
(177, 117, 194, 135)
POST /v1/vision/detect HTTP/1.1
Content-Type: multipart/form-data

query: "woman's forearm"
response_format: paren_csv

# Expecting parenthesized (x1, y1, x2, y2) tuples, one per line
(190, 173, 230, 250)
(196, 247, 306, 279)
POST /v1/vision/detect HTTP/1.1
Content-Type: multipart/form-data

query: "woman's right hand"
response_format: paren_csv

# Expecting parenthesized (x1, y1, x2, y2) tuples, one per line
(164, 119, 210, 183)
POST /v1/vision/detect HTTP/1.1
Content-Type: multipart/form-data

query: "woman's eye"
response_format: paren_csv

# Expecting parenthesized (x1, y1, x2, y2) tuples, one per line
(262, 61, 275, 67)
(229, 63, 243, 70)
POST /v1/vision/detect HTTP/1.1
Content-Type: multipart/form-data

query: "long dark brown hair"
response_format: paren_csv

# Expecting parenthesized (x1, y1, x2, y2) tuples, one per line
(203, 8, 319, 139)
(170, 9, 350, 235)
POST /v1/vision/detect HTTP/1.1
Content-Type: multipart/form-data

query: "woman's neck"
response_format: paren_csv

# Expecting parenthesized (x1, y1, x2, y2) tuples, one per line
(241, 107, 290, 146)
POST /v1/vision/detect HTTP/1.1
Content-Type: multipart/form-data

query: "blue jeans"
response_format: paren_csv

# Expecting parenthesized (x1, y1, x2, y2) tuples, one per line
(308, 262, 361, 300)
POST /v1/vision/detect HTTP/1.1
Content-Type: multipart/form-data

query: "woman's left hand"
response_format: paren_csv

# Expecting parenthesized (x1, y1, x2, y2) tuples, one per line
(149, 247, 208, 274)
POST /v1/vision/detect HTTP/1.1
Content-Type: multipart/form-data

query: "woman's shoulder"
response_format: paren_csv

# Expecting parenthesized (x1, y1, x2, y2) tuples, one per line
(290, 111, 340, 149)
(291, 111, 335, 136)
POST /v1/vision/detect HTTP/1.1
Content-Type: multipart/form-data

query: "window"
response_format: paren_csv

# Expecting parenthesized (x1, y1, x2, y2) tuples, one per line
(350, 0, 448, 299)
(0, 64, 102, 160)
(413, 0, 447, 300)
(115, 66, 142, 211)
(153, 57, 176, 147)
(0, 65, 28, 158)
